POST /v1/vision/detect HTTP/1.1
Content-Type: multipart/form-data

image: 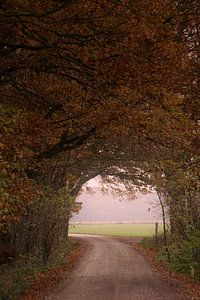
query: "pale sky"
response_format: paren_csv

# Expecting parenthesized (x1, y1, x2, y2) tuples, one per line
(72, 179, 162, 223)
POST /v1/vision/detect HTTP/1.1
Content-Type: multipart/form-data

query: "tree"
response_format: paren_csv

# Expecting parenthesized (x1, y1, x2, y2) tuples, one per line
(1, 0, 198, 268)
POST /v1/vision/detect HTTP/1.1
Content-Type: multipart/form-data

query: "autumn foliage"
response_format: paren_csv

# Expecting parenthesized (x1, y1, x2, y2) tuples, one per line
(0, 0, 200, 289)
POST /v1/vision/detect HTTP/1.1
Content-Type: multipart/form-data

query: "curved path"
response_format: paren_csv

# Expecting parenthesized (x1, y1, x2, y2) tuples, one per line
(51, 235, 189, 300)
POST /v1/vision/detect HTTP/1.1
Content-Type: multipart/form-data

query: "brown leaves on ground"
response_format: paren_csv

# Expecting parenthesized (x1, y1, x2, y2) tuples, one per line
(134, 243, 200, 300)
(20, 238, 89, 300)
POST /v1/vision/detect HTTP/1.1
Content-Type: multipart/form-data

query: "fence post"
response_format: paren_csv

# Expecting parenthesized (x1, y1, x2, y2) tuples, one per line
(190, 266, 195, 279)
(155, 222, 158, 245)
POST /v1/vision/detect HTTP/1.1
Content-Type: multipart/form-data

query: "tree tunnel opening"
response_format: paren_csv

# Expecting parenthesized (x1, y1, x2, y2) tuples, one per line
(70, 176, 164, 237)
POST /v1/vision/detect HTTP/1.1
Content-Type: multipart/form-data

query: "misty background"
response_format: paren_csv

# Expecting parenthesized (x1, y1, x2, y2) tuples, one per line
(71, 180, 162, 223)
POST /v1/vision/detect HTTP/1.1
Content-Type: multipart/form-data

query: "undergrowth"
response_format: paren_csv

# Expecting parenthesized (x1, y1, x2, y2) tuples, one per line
(140, 233, 200, 281)
(0, 239, 76, 300)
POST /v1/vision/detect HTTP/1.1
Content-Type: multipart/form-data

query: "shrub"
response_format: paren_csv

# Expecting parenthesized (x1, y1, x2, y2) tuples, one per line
(168, 231, 200, 279)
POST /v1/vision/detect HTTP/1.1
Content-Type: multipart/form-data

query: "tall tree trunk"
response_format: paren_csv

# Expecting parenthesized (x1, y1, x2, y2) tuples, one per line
(157, 190, 171, 261)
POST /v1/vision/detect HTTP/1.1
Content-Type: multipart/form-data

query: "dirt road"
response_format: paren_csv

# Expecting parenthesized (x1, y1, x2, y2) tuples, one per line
(51, 235, 189, 300)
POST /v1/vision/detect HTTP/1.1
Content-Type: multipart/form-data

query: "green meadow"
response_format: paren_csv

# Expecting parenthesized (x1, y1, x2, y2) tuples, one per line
(69, 223, 162, 237)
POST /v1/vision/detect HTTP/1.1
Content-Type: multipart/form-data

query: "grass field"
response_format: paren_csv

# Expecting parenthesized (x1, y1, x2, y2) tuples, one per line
(69, 223, 162, 237)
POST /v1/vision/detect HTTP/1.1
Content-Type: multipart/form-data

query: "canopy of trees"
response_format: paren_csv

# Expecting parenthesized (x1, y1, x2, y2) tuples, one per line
(0, 0, 200, 280)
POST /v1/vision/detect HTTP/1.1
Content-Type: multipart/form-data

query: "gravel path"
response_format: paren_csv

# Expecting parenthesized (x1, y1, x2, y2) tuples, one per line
(50, 234, 189, 300)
